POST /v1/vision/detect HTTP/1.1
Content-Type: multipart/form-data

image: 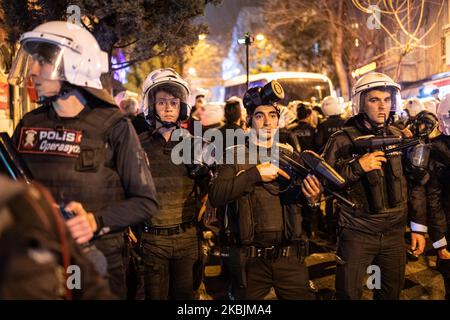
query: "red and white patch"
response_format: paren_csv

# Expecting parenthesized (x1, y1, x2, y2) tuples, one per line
(18, 127, 83, 157)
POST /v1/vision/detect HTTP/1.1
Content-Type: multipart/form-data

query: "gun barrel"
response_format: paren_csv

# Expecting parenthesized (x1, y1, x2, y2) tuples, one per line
(328, 189, 357, 209)
(300, 150, 346, 189)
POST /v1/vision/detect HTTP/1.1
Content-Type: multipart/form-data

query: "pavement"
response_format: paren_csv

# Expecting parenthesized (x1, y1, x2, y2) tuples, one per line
(306, 237, 445, 300)
(203, 235, 446, 300)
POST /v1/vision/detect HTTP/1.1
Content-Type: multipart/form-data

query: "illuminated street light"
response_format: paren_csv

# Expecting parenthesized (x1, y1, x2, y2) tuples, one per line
(237, 32, 254, 89)
(198, 34, 206, 41)
(188, 67, 197, 77)
(255, 34, 265, 41)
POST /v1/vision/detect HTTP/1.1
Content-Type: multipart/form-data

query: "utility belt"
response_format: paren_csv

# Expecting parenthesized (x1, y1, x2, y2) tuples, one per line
(243, 241, 308, 262)
(143, 220, 196, 236)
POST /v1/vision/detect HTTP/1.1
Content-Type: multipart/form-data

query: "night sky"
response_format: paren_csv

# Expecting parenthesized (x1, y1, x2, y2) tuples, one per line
(200, 0, 264, 41)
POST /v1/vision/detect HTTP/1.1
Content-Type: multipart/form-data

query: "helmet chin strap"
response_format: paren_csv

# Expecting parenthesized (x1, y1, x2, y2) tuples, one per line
(37, 82, 77, 106)
(362, 112, 390, 135)
(154, 114, 178, 128)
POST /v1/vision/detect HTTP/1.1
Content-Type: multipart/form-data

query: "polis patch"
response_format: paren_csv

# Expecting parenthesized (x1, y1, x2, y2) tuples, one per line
(18, 127, 83, 157)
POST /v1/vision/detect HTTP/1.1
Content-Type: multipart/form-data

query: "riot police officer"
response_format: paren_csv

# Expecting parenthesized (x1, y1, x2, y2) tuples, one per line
(315, 96, 345, 154)
(132, 68, 206, 300)
(209, 81, 322, 300)
(408, 96, 450, 300)
(322, 72, 411, 300)
(314, 96, 346, 241)
(292, 103, 316, 151)
(8, 21, 159, 299)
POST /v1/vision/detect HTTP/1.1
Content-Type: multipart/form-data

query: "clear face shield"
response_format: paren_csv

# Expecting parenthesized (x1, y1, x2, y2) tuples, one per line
(439, 110, 450, 135)
(8, 41, 66, 87)
(360, 86, 402, 123)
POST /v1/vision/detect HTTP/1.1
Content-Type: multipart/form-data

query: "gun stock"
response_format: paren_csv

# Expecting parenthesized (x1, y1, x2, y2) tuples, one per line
(0, 132, 33, 183)
(278, 150, 357, 209)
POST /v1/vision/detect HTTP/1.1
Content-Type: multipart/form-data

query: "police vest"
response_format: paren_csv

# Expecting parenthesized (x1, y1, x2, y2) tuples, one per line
(431, 136, 450, 212)
(342, 126, 408, 214)
(16, 105, 126, 215)
(324, 116, 345, 134)
(221, 145, 303, 246)
(138, 130, 197, 227)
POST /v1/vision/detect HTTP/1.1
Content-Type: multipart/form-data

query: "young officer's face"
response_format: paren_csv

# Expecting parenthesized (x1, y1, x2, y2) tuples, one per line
(154, 91, 181, 123)
(251, 105, 279, 141)
(28, 59, 62, 98)
(364, 90, 392, 125)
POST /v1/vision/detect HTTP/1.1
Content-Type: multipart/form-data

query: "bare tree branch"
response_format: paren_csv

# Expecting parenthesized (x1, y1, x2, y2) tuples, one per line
(113, 39, 138, 49)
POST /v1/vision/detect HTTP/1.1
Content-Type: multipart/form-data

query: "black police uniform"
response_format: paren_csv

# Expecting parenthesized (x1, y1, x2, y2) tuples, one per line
(209, 143, 315, 300)
(291, 121, 316, 152)
(133, 117, 201, 300)
(315, 115, 345, 154)
(290, 121, 319, 238)
(0, 176, 114, 299)
(13, 101, 159, 299)
(315, 115, 346, 239)
(323, 114, 408, 300)
(409, 135, 450, 299)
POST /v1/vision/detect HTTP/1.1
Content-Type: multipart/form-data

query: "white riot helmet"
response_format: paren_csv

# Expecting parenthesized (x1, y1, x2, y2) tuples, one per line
(115, 90, 139, 105)
(437, 93, 450, 135)
(190, 87, 209, 106)
(351, 72, 401, 116)
(141, 68, 190, 125)
(404, 97, 425, 118)
(8, 21, 108, 90)
(115, 90, 140, 115)
(321, 96, 344, 116)
(422, 99, 437, 115)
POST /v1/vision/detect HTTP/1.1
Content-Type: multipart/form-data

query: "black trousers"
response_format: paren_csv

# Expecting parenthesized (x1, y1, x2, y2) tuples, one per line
(437, 232, 450, 300)
(244, 255, 314, 300)
(92, 232, 127, 299)
(222, 246, 246, 300)
(335, 227, 406, 300)
(141, 226, 199, 300)
(325, 198, 337, 240)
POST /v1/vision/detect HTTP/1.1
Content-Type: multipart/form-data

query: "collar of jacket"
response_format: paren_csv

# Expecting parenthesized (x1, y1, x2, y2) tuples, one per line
(345, 114, 387, 136)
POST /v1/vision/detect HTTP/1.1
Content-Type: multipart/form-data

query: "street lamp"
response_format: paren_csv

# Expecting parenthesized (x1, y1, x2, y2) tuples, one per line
(255, 33, 265, 42)
(237, 32, 254, 89)
(198, 34, 206, 41)
(188, 67, 197, 77)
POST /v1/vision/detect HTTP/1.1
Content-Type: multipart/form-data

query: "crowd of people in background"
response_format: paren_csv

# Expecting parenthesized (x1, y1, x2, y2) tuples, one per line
(1, 20, 449, 301)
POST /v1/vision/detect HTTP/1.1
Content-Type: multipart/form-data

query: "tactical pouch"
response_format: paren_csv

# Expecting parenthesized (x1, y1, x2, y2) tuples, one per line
(385, 156, 406, 206)
(365, 170, 384, 212)
(239, 193, 254, 245)
(284, 204, 303, 241)
(297, 240, 309, 263)
(76, 138, 104, 172)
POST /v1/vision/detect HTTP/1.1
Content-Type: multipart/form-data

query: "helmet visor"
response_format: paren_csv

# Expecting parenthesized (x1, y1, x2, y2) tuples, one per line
(439, 112, 450, 135)
(360, 86, 402, 116)
(8, 41, 66, 86)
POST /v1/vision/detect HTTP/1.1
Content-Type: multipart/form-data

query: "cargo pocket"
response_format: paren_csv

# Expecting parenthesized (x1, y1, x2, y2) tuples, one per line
(386, 156, 406, 206)
(75, 138, 104, 172)
(365, 170, 384, 212)
(284, 204, 303, 240)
